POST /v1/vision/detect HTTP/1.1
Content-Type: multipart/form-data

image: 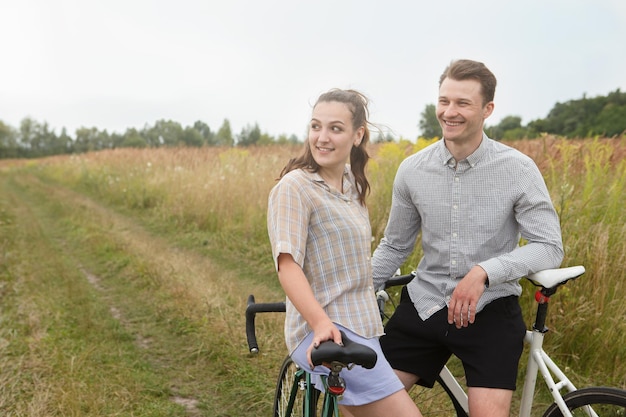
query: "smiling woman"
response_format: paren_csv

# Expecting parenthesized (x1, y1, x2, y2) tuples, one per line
(267, 89, 424, 416)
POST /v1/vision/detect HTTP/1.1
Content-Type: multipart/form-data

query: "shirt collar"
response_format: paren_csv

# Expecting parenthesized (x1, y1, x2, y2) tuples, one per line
(310, 165, 352, 193)
(437, 133, 490, 168)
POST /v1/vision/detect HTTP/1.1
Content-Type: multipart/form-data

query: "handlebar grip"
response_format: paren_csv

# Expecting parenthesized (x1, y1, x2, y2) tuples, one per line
(383, 271, 416, 289)
(245, 295, 286, 354)
(245, 295, 260, 353)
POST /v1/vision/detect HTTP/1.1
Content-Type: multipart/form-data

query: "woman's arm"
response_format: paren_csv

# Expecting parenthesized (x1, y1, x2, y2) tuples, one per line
(277, 253, 343, 366)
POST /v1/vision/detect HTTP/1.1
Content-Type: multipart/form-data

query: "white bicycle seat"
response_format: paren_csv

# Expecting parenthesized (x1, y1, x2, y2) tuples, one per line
(527, 265, 585, 288)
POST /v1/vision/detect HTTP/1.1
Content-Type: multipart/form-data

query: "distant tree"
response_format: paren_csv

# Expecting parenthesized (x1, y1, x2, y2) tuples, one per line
(594, 101, 626, 136)
(256, 132, 275, 145)
(181, 126, 204, 147)
(75, 127, 110, 153)
(274, 133, 301, 144)
(497, 115, 523, 132)
(109, 132, 125, 149)
(527, 89, 626, 138)
(33, 121, 53, 155)
(237, 123, 261, 146)
(121, 128, 147, 148)
(74, 127, 94, 153)
(0, 120, 18, 158)
(18, 117, 38, 150)
(143, 119, 184, 146)
(50, 127, 73, 154)
(418, 104, 440, 138)
(487, 115, 524, 140)
(215, 119, 234, 146)
(18, 118, 62, 157)
(192, 120, 215, 145)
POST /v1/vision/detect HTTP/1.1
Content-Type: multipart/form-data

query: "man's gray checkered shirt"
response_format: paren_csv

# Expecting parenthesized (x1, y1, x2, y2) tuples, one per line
(372, 135, 564, 320)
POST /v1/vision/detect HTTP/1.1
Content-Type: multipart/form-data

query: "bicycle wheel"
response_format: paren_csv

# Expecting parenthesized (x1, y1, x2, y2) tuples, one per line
(542, 386, 626, 417)
(273, 356, 330, 417)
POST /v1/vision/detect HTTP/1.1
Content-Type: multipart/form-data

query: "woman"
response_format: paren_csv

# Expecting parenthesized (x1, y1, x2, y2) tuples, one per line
(267, 89, 422, 417)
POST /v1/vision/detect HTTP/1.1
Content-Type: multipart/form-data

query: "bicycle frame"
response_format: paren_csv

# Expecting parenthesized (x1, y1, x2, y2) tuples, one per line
(520, 329, 596, 417)
(284, 367, 338, 417)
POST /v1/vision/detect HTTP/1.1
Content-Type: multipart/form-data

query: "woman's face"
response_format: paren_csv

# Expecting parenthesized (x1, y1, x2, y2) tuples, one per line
(308, 101, 364, 172)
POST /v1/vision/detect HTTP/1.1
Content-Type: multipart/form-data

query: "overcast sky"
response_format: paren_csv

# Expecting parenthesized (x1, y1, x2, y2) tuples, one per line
(1, 0, 625, 140)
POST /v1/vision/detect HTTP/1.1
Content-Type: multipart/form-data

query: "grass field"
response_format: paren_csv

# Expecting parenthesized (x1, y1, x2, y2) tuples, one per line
(0, 136, 624, 416)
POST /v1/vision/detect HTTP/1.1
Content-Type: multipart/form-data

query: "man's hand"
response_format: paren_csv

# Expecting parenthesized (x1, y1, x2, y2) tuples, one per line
(448, 266, 488, 328)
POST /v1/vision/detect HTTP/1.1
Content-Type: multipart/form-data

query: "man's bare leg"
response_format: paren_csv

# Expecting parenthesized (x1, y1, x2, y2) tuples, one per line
(468, 387, 513, 417)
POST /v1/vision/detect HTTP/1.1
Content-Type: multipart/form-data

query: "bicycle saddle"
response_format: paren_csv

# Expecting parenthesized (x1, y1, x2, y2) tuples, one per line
(527, 265, 585, 289)
(311, 331, 378, 369)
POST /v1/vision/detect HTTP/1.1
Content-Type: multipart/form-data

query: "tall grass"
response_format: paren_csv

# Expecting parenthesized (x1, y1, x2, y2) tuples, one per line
(24, 136, 626, 391)
(534, 137, 626, 386)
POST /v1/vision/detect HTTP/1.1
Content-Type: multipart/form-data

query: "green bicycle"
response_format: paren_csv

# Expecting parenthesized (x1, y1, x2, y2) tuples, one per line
(245, 296, 377, 417)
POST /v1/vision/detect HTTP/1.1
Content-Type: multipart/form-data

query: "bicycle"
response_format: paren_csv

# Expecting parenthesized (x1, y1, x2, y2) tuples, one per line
(245, 296, 378, 417)
(375, 265, 626, 417)
(246, 265, 626, 416)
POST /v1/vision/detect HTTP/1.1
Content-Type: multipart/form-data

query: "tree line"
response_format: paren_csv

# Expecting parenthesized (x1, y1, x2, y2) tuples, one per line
(1, 89, 624, 159)
(0, 117, 302, 159)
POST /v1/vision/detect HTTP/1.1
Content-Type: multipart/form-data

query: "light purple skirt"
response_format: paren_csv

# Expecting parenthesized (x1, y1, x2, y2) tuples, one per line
(290, 324, 404, 406)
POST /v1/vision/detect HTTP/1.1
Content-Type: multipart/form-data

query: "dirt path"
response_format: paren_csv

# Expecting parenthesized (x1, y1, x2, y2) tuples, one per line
(0, 171, 284, 416)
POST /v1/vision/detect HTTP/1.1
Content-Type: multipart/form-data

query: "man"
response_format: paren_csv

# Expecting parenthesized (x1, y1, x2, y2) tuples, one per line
(372, 59, 563, 416)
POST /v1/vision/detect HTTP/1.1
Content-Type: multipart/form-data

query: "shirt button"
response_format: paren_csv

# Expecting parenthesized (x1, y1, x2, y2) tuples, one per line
(453, 204, 458, 209)
(451, 260, 457, 265)
(454, 177, 460, 182)
(452, 233, 458, 238)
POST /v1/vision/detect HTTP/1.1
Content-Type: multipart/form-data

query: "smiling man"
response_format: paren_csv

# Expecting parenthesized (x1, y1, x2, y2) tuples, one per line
(372, 59, 564, 417)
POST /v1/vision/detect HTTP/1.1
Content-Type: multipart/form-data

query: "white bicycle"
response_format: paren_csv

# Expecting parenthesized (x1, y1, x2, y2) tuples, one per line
(376, 266, 626, 417)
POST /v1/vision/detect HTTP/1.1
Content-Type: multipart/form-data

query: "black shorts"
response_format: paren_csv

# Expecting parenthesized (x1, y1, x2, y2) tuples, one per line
(380, 287, 526, 390)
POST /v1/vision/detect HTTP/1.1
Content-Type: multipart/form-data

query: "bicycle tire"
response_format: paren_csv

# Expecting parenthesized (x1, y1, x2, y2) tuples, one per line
(542, 386, 626, 417)
(274, 356, 306, 417)
(273, 356, 333, 417)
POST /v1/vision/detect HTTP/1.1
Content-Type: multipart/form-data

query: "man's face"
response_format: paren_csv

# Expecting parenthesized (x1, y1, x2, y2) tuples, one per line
(437, 77, 493, 145)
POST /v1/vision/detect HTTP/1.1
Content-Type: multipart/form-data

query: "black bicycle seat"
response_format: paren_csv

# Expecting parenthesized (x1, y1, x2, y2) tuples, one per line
(311, 331, 377, 369)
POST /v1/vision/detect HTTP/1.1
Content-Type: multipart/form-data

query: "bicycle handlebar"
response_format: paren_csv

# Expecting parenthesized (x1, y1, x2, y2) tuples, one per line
(245, 294, 285, 353)
(375, 271, 416, 318)
(381, 271, 416, 290)
(246, 267, 586, 355)
(245, 273, 415, 353)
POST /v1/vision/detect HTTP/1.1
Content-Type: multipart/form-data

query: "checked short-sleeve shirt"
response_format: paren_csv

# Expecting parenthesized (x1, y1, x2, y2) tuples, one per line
(268, 166, 383, 354)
